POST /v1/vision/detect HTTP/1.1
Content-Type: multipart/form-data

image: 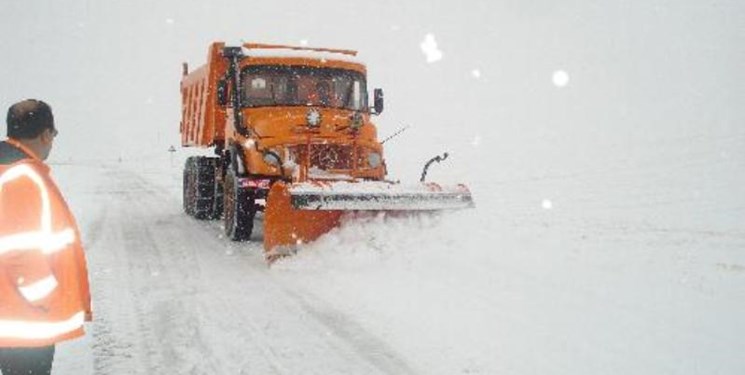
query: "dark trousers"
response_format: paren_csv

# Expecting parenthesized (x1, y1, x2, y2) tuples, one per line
(0, 346, 55, 375)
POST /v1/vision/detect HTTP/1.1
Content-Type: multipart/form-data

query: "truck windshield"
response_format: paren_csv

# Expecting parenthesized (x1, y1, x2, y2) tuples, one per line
(241, 65, 367, 111)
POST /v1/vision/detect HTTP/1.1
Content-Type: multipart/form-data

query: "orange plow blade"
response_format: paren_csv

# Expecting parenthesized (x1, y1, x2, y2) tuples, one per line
(264, 181, 342, 262)
(263, 180, 474, 262)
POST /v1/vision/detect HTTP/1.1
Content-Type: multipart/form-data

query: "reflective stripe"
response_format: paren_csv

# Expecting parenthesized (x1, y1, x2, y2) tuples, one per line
(0, 164, 52, 232)
(0, 311, 84, 340)
(0, 228, 76, 255)
(0, 164, 75, 256)
(18, 275, 58, 302)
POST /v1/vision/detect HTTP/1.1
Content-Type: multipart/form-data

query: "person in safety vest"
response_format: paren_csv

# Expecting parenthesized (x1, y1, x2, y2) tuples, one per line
(0, 99, 92, 375)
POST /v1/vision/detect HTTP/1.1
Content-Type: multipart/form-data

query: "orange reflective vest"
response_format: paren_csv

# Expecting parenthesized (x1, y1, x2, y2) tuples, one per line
(0, 138, 91, 348)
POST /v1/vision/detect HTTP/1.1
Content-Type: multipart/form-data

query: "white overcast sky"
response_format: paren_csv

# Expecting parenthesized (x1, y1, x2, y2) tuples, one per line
(0, 0, 742, 183)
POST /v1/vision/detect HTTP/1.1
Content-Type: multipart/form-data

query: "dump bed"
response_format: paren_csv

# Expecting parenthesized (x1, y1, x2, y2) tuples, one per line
(180, 42, 229, 147)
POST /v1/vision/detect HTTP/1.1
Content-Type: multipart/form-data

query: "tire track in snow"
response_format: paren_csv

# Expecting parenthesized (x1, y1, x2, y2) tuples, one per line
(72, 163, 419, 374)
(84, 174, 149, 374)
(123, 164, 420, 374)
(103, 167, 291, 373)
(117, 169, 222, 374)
(282, 288, 419, 375)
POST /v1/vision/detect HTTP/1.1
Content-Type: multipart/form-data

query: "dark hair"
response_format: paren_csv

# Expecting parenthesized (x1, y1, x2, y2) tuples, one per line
(6, 99, 55, 139)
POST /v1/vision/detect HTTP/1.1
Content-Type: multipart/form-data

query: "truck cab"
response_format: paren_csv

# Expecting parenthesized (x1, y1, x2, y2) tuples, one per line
(181, 42, 386, 240)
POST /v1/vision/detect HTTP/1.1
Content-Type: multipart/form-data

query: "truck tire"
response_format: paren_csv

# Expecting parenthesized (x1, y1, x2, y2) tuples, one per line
(183, 156, 219, 220)
(212, 169, 224, 219)
(223, 167, 255, 241)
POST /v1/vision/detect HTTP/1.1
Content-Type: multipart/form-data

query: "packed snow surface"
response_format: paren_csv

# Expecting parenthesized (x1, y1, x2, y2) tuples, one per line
(48, 138, 745, 374)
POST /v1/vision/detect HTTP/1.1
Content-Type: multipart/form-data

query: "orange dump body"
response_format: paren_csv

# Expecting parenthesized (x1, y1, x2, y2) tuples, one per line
(180, 42, 229, 148)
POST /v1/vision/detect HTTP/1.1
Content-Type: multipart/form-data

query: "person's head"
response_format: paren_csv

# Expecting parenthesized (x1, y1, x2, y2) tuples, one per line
(6, 99, 57, 160)
(316, 81, 330, 105)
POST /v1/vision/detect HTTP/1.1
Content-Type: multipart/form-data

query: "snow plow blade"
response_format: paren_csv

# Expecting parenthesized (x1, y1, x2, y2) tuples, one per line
(290, 181, 474, 211)
(264, 180, 473, 262)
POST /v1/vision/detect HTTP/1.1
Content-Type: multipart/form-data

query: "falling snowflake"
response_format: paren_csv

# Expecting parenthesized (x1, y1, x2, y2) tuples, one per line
(420, 33, 443, 63)
(552, 70, 569, 87)
(165, 18, 175, 25)
(542, 199, 553, 210)
(471, 69, 481, 78)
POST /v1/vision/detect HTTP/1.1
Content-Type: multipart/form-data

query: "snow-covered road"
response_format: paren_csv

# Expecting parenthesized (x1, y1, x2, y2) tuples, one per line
(46, 150, 745, 374)
(53, 163, 420, 374)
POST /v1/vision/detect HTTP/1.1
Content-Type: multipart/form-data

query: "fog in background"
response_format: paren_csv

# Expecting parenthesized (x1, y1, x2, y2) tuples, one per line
(1, 0, 743, 224)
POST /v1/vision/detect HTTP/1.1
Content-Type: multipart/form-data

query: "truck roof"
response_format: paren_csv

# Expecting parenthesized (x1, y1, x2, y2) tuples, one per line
(241, 42, 366, 71)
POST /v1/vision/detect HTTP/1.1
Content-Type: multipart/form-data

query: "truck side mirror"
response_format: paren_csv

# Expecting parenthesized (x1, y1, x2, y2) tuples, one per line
(217, 79, 228, 106)
(373, 88, 384, 115)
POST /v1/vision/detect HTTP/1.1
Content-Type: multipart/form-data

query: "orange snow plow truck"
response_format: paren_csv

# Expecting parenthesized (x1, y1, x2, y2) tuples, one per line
(180, 42, 473, 261)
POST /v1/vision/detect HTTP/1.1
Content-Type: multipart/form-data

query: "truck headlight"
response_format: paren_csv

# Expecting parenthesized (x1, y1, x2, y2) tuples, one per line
(367, 152, 382, 168)
(263, 150, 282, 167)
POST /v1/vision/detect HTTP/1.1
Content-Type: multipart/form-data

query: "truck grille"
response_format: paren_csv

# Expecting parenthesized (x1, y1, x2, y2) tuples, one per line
(289, 144, 366, 171)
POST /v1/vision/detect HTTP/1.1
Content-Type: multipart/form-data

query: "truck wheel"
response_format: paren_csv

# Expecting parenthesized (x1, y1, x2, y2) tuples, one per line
(212, 169, 224, 219)
(183, 156, 219, 220)
(183, 160, 195, 216)
(223, 167, 255, 241)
